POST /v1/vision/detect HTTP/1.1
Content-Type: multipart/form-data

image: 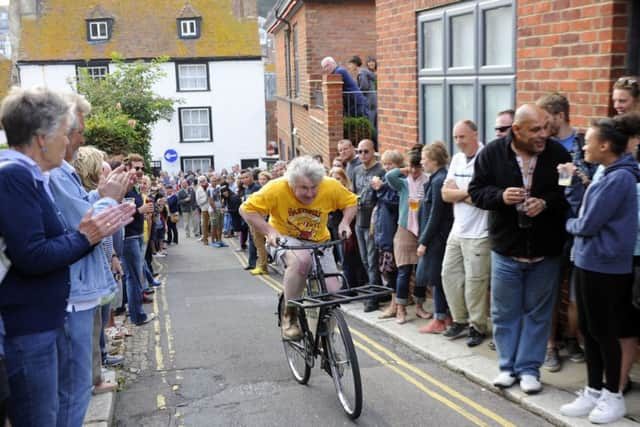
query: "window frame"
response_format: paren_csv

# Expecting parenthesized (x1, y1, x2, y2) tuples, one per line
(76, 63, 109, 81)
(178, 107, 213, 143)
(175, 63, 210, 92)
(180, 156, 214, 173)
(417, 0, 516, 151)
(87, 20, 111, 41)
(178, 18, 201, 39)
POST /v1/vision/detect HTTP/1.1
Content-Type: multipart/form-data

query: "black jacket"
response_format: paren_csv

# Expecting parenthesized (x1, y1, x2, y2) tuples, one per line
(418, 167, 453, 247)
(468, 134, 571, 258)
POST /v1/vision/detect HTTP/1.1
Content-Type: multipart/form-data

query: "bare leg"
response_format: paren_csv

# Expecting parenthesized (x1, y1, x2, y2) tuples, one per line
(282, 250, 312, 302)
(620, 337, 639, 391)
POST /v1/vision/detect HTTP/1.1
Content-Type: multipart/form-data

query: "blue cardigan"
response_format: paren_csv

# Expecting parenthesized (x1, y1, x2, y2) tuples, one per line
(0, 160, 91, 337)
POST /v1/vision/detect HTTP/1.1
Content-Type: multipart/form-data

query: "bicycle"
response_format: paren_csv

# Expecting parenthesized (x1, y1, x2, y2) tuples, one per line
(275, 237, 391, 419)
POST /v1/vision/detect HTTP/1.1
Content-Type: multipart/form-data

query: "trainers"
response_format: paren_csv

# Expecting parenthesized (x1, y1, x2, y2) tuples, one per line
(488, 340, 496, 351)
(136, 312, 157, 326)
(566, 339, 585, 363)
(249, 266, 268, 275)
(363, 299, 379, 313)
(560, 387, 601, 417)
(442, 322, 468, 340)
(588, 389, 626, 424)
(543, 347, 562, 372)
(418, 319, 447, 334)
(466, 326, 485, 347)
(151, 279, 162, 287)
(520, 374, 542, 394)
(493, 371, 517, 388)
(209, 242, 222, 248)
(217, 241, 228, 247)
(103, 354, 124, 367)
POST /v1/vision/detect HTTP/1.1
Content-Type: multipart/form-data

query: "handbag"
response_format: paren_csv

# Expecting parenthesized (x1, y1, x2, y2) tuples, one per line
(170, 213, 180, 224)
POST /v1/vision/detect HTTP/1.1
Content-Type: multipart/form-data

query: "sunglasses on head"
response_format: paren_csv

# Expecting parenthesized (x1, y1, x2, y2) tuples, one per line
(494, 126, 512, 133)
(357, 149, 370, 154)
(617, 77, 638, 86)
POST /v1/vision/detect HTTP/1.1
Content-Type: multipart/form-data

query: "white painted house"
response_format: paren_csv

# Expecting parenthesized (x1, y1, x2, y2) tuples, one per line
(16, 0, 266, 174)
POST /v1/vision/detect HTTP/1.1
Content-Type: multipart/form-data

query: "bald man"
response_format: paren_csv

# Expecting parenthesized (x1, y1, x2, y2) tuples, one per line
(468, 104, 571, 395)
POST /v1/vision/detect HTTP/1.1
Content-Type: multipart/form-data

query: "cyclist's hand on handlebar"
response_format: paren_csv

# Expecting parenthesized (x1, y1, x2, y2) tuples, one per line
(337, 223, 352, 240)
(266, 232, 283, 247)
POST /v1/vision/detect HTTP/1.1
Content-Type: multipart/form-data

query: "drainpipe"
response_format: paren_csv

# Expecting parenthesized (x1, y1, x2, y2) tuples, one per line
(274, 9, 295, 158)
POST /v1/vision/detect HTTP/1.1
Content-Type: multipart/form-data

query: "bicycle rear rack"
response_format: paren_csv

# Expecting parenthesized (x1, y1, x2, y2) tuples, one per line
(288, 285, 392, 309)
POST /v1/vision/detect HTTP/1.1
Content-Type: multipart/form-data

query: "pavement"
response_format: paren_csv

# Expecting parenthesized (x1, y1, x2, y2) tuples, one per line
(84, 235, 640, 426)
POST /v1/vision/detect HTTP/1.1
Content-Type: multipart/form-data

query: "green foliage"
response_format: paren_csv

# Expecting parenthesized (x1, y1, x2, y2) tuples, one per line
(343, 116, 374, 142)
(75, 54, 179, 163)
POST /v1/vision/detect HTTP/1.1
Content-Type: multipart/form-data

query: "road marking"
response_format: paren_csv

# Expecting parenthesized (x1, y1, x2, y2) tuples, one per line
(353, 340, 489, 427)
(156, 394, 166, 410)
(153, 294, 165, 371)
(227, 241, 515, 427)
(351, 329, 515, 427)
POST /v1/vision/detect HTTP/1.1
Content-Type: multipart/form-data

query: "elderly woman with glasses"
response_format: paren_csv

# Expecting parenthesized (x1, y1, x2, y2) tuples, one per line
(0, 87, 132, 427)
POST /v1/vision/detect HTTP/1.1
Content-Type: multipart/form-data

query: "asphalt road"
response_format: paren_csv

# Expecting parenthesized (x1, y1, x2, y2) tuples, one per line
(114, 237, 552, 427)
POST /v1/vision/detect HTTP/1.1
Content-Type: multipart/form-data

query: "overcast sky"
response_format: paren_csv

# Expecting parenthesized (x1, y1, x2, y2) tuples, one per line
(0, 1, 8, 6)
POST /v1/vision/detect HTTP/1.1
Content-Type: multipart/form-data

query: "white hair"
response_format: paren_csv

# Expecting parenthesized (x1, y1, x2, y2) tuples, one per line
(321, 56, 336, 68)
(285, 156, 326, 188)
(62, 92, 92, 132)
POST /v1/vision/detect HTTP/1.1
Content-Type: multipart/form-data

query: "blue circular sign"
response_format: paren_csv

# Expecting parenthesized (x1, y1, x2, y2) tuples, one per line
(164, 149, 178, 163)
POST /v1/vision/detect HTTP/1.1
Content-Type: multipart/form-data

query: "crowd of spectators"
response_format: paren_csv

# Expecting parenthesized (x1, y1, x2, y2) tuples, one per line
(0, 74, 639, 426)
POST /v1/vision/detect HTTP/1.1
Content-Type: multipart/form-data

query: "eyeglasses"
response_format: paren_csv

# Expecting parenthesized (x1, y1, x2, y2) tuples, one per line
(134, 166, 144, 171)
(617, 77, 638, 86)
(494, 126, 512, 133)
(356, 149, 370, 154)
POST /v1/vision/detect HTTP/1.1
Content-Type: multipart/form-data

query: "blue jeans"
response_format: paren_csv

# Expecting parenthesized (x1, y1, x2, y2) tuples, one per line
(415, 238, 448, 318)
(99, 302, 111, 361)
(57, 308, 95, 427)
(5, 329, 62, 427)
(247, 232, 257, 268)
(122, 235, 148, 325)
(395, 264, 414, 305)
(143, 262, 155, 287)
(355, 226, 381, 286)
(491, 252, 561, 378)
(223, 212, 232, 234)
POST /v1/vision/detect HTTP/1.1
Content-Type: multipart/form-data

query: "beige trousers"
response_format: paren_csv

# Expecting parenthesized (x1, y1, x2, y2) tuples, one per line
(441, 234, 491, 333)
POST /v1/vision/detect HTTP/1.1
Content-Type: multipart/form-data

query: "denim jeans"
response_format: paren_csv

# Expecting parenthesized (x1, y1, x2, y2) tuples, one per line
(415, 237, 448, 319)
(5, 328, 62, 427)
(122, 235, 148, 325)
(247, 232, 257, 269)
(223, 212, 232, 234)
(57, 307, 96, 427)
(143, 262, 155, 288)
(395, 264, 414, 305)
(355, 226, 381, 286)
(99, 302, 111, 361)
(491, 252, 561, 378)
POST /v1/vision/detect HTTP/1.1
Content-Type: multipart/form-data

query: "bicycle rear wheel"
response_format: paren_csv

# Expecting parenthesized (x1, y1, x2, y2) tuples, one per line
(279, 295, 311, 384)
(323, 309, 362, 419)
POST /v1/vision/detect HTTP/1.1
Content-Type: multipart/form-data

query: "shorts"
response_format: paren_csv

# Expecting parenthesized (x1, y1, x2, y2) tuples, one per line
(209, 211, 224, 228)
(268, 236, 339, 276)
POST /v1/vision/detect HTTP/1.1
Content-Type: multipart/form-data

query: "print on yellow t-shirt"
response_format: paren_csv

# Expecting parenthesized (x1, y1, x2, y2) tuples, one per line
(241, 177, 357, 242)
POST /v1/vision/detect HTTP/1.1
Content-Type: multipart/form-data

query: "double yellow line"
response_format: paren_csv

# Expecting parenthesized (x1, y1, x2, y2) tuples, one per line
(230, 245, 515, 427)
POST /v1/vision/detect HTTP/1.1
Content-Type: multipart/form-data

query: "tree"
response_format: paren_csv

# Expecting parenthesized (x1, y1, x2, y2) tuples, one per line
(76, 54, 179, 164)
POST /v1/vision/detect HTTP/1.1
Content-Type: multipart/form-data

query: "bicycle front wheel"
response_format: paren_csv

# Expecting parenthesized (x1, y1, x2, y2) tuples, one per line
(323, 309, 362, 419)
(279, 295, 311, 384)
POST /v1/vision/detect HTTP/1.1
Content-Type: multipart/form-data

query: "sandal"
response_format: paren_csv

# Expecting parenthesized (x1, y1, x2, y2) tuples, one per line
(415, 306, 433, 320)
(395, 305, 407, 325)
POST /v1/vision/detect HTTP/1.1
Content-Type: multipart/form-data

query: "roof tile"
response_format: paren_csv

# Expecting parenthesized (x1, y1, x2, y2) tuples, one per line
(177, 3, 202, 19)
(20, 0, 260, 62)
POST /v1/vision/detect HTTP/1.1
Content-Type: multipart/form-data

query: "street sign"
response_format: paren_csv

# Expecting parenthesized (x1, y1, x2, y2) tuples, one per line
(164, 149, 178, 163)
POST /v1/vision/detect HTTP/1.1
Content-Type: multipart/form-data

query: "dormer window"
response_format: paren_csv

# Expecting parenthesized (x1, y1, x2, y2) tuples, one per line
(178, 18, 201, 39)
(87, 19, 112, 41)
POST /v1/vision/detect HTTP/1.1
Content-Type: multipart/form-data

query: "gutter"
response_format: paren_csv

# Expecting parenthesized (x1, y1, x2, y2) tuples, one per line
(274, 7, 296, 158)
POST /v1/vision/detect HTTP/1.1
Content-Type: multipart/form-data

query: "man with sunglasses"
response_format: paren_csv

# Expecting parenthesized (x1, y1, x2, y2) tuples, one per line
(352, 139, 385, 311)
(495, 109, 514, 139)
(337, 139, 361, 182)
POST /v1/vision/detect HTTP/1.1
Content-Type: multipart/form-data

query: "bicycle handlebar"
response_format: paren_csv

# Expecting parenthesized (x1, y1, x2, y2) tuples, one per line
(275, 236, 345, 251)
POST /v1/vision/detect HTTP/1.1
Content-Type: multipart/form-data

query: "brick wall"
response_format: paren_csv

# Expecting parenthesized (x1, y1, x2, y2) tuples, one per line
(376, 0, 633, 154)
(271, 0, 375, 164)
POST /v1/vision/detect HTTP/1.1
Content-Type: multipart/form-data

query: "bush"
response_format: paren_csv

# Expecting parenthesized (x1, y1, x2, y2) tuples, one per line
(343, 116, 374, 143)
(84, 111, 147, 160)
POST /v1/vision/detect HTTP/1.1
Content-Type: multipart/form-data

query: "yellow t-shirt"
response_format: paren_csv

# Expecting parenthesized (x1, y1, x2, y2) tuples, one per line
(241, 177, 357, 242)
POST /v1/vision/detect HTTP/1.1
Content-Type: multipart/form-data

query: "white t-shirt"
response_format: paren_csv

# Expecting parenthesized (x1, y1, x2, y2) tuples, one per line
(446, 144, 489, 239)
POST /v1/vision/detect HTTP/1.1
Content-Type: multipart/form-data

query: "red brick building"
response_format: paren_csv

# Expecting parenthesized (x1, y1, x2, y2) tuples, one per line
(377, 0, 640, 153)
(267, 0, 376, 165)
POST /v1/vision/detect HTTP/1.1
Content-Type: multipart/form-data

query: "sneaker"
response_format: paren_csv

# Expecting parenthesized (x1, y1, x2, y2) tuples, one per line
(136, 312, 157, 326)
(466, 326, 485, 347)
(142, 295, 153, 304)
(151, 279, 162, 287)
(103, 354, 124, 367)
(418, 318, 447, 334)
(488, 340, 496, 351)
(153, 253, 166, 258)
(209, 242, 222, 248)
(143, 288, 155, 295)
(520, 374, 542, 394)
(235, 247, 245, 252)
(566, 339, 585, 363)
(588, 389, 626, 424)
(560, 387, 601, 417)
(543, 347, 562, 372)
(217, 241, 228, 247)
(249, 266, 268, 276)
(493, 371, 517, 388)
(442, 322, 468, 340)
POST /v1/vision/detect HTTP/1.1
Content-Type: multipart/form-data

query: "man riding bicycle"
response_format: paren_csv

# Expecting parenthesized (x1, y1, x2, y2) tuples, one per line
(240, 156, 357, 340)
